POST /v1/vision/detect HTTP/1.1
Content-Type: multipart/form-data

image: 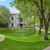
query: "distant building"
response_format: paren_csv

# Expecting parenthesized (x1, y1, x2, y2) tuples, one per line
(8, 13, 28, 28)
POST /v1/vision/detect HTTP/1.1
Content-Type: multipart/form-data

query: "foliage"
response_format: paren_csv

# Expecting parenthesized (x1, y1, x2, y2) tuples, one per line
(26, 16, 40, 26)
(11, 0, 50, 39)
(0, 6, 10, 27)
(10, 0, 38, 19)
(10, 0, 41, 26)
(11, 0, 50, 23)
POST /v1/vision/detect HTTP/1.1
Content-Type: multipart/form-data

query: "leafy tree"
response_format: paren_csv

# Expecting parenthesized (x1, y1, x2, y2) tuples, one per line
(33, 0, 50, 40)
(0, 6, 10, 28)
(10, 0, 38, 33)
(11, 0, 42, 34)
(12, 0, 50, 40)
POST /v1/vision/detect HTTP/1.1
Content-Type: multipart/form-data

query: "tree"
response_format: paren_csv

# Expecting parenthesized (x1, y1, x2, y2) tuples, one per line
(12, 0, 50, 40)
(0, 6, 10, 28)
(33, 0, 50, 40)
(11, 0, 42, 34)
(10, 0, 38, 33)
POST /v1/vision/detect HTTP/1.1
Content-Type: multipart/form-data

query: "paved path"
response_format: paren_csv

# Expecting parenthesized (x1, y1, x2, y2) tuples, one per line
(0, 35, 5, 41)
(43, 46, 50, 50)
(35, 27, 50, 33)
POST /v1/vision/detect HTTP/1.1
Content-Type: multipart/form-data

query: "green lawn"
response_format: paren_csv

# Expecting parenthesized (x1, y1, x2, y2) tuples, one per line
(0, 28, 50, 50)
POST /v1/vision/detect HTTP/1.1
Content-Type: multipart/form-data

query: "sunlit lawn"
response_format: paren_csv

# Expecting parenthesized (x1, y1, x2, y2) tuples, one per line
(0, 28, 50, 50)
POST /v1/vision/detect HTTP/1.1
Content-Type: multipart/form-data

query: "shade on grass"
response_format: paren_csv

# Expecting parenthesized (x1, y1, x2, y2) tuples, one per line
(0, 28, 50, 50)
(0, 28, 34, 36)
(0, 38, 50, 50)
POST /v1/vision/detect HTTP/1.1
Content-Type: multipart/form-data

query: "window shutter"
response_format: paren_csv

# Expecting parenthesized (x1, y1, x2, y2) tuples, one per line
(10, 24, 11, 27)
(14, 24, 15, 27)
(10, 17, 11, 20)
(14, 17, 15, 20)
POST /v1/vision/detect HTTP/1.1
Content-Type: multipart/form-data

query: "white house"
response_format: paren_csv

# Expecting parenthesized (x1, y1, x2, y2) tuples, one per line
(8, 13, 28, 28)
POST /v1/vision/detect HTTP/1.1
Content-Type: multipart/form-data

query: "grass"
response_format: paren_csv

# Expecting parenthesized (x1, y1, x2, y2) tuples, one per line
(0, 28, 50, 50)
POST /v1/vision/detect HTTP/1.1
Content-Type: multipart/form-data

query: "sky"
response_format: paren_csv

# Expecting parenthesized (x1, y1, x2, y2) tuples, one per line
(0, 0, 20, 13)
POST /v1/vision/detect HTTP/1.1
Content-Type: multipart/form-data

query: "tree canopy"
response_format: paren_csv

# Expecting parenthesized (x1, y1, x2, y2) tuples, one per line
(12, 0, 50, 40)
(0, 6, 10, 27)
(11, 0, 38, 18)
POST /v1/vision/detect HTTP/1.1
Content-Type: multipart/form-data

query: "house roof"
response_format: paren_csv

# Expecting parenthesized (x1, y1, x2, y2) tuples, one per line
(10, 12, 18, 15)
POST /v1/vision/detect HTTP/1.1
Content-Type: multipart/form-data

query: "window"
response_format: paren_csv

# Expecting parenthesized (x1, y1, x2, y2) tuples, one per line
(11, 24, 13, 27)
(11, 17, 14, 20)
(10, 23, 15, 28)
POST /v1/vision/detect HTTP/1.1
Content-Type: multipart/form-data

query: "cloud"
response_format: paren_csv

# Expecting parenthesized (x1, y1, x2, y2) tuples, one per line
(0, 0, 6, 2)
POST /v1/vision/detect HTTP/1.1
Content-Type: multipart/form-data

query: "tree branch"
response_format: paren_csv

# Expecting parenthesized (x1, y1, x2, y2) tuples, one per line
(48, 12, 50, 22)
(33, 0, 41, 11)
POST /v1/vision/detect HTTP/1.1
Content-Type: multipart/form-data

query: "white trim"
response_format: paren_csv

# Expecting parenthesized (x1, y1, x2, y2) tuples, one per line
(14, 17, 15, 20)
(14, 24, 15, 27)
(10, 24, 11, 27)
(10, 17, 11, 20)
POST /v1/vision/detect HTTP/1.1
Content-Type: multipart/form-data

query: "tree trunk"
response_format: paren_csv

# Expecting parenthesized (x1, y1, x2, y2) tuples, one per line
(38, 17, 43, 34)
(38, 23, 42, 34)
(34, 16, 35, 33)
(34, 24, 35, 33)
(39, 0, 49, 40)
(44, 23, 48, 40)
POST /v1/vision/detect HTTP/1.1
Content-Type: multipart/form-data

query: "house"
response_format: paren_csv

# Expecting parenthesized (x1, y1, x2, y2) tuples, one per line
(8, 13, 28, 28)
